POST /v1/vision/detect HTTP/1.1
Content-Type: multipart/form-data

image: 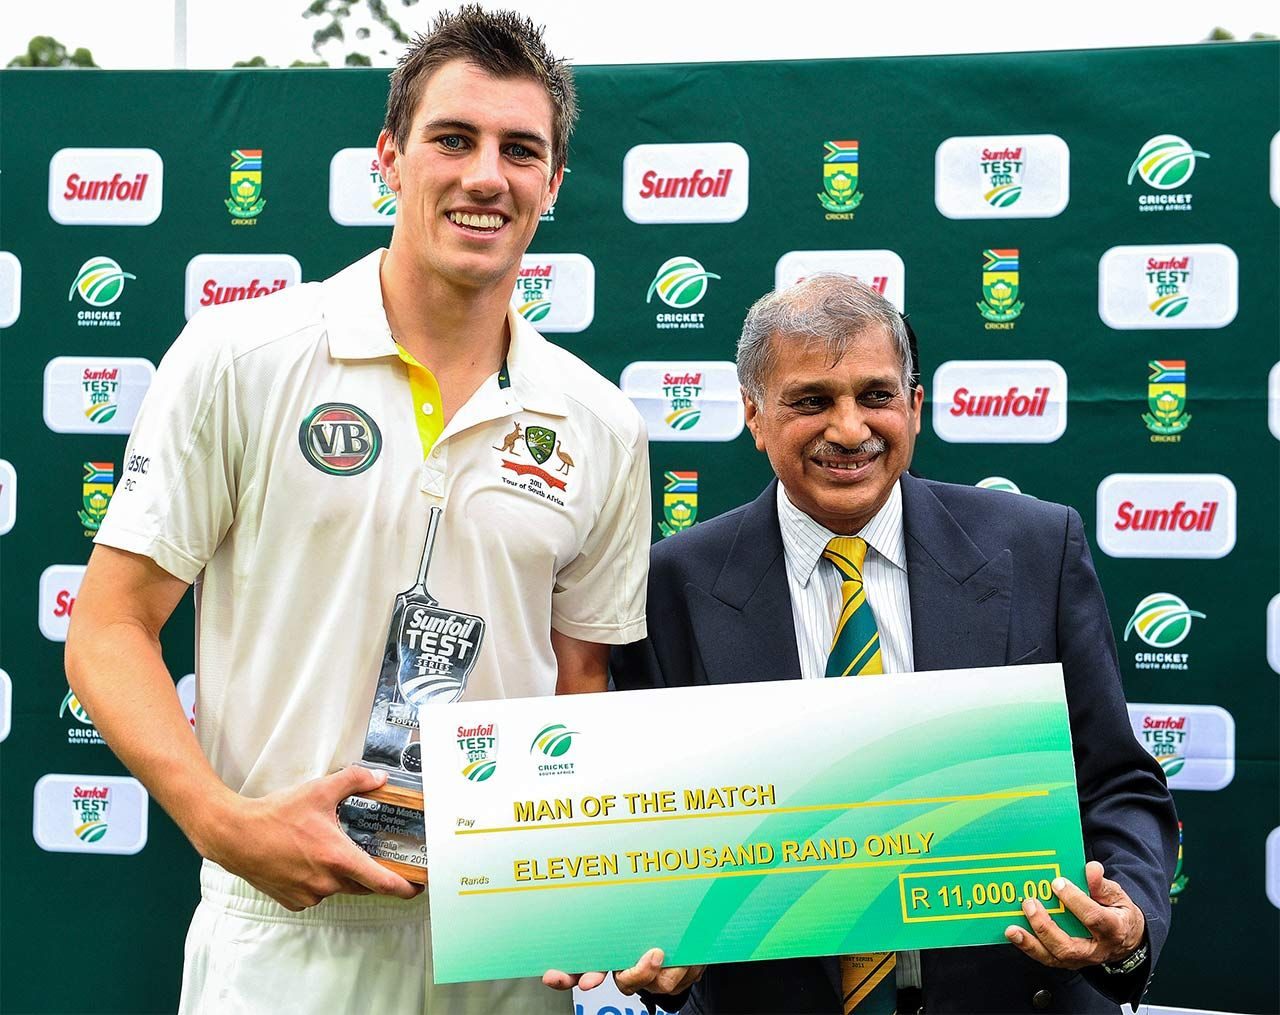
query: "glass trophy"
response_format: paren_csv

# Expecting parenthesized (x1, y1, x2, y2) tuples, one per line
(336, 506, 485, 883)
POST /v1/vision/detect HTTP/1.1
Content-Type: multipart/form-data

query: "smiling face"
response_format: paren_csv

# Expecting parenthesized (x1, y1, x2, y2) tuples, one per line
(745, 326, 924, 534)
(377, 59, 562, 293)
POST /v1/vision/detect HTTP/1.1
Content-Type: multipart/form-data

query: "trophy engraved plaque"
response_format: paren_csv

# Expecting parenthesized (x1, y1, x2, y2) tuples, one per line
(337, 506, 486, 883)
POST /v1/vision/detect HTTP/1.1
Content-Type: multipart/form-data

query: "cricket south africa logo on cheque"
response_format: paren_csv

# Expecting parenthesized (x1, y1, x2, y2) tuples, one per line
(458, 723, 498, 782)
(530, 723, 576, 776)
(298, 403, 382, 476)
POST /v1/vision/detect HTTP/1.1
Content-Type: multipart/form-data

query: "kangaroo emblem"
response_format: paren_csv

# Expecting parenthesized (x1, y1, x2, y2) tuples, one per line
(493, 422, 523, 454)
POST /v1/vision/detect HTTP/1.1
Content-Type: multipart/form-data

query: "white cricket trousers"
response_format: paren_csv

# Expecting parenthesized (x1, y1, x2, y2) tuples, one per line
(179, 860, 572, 1014)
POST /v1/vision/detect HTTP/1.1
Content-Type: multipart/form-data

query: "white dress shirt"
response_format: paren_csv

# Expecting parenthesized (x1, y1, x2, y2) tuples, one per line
(775, 479, 922, 988)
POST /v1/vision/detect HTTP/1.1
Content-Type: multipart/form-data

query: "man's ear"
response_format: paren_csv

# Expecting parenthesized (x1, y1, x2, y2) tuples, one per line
(910, 384, 925, 436)
(743, 387, 767, 453)
(543, 164, 564, 215)
(376, 129, 400, 192)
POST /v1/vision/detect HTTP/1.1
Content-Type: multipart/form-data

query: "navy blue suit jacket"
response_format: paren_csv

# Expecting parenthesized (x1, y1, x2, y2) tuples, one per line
(611, 474, 1178, 1015)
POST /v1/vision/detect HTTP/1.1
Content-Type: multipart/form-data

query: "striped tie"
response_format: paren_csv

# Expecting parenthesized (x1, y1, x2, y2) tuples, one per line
(822, 537, 896, 1013)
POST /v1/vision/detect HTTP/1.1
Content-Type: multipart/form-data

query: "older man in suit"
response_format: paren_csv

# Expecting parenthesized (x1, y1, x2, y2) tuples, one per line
(597, 275, 1178, 1014)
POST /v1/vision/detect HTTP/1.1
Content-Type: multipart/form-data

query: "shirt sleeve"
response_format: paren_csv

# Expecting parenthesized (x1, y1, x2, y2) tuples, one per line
(94, 314, 242, 583)
(550, 415, 650, 644)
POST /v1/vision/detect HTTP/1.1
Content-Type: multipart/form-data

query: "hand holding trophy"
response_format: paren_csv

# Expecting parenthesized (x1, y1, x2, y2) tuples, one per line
(336, 506, 486, 883)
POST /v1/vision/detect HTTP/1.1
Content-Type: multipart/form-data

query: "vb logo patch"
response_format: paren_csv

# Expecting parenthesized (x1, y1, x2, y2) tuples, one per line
(458, 722, 498, 782)
(491, 420, 573, 504)
(530, 723, 576, 776)
(298, 403, 382, 476)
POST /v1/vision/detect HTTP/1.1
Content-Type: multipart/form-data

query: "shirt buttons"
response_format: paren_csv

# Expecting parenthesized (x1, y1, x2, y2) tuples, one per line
(421, 402, 434, 416)
(431, 447, 442, 459)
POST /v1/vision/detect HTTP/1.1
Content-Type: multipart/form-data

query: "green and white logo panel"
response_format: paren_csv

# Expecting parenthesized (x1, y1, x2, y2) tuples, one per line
(620, 361, 743, 442)
(43, 356, 155, 435)
(1126, 704, 1234, 791)
(329, 148, 397, 226)
(33, 774, 149, 854)
(512, 254, 594, 333)
(935, 135, 1069, 219)
(775, 250, 905, 312)
(0, 251, 20, 328)
(1098, 244, 1237, 330)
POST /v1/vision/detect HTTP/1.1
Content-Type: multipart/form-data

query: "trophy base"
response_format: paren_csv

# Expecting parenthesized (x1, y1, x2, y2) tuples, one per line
(337, 775, 427, 885)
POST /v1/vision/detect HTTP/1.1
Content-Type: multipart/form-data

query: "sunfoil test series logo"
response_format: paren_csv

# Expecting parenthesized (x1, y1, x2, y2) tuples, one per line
(977, 249, 1023, 328)
(1126, 703, 1234, 792)
(819, 140, 862, 219)
(68, 256, 134, 327)
(1143, 360, 1190, 442)
(1123, 592, 1205, 671)
(647, 256, 719, 330)
(511, 254, 594, 333)
(225, 149, 265, 224)
(530, 722, 576, 777)
(458, 722, 497, 782)
(1128, 134, 1209, 212)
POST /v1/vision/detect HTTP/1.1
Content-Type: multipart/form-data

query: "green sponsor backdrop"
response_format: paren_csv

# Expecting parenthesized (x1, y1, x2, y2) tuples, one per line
(2, 41, 1277, 1013)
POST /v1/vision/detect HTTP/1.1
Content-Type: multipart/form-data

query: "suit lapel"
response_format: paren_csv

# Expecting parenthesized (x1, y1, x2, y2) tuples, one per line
(688, 480, 803, 685)
(902, 473, 1012, 671)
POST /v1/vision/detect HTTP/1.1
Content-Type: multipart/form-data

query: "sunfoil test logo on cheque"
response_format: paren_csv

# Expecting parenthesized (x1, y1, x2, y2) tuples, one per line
(622, 142, 749, 224)
(530, 723, 576, 776)
(1124, 592, 1205, 671)
(458, 722, 498, 782)
(1126, 704, 1234, 792)
(647, 256, 719, 330)
(1099, 244, 1237, 330)
(511, 253, 594, 333)
(935, 135, 1069, 219)
(68, 256, 135, 327)
(298, 403, 383, 476)
(1128, 134, 1208, 212)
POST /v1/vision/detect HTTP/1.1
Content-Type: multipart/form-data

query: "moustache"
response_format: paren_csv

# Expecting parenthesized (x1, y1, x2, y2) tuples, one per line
(809, 436, 888, 459)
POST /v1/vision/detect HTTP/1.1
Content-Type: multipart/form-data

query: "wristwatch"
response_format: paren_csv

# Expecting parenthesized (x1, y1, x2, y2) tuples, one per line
(1100, 938, 1149, 976)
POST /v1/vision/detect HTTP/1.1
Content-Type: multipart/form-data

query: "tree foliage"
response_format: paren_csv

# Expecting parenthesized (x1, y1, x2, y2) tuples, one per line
(1205, 26, 1277, 41)
(303, 0, 419, 64)
(7, 35, 98, 68)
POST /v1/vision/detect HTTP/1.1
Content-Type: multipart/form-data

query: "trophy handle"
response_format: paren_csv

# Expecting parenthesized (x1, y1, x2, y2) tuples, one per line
(410, 506, 442, 603)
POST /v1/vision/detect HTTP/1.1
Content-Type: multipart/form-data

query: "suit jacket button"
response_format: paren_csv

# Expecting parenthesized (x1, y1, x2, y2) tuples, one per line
(1032, 988, 1053, 1009)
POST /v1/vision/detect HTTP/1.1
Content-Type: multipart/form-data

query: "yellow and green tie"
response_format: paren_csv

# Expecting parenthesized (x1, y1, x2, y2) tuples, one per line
(822, 536, 896, 1014)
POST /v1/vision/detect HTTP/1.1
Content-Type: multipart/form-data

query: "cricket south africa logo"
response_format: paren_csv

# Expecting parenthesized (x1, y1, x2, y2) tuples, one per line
(659, 471, 698, 538)
(1129, 134, 1208, 211)
(225, 149, 265, 223)
(457, 723, 498, 782)
(60, 688, 106, 746)
(977, 249, 1023, 328)
(648, 256, 718, 329)
(79, 461, 114, 535)
(1124, 592, 1204, 671)
(298, 403, 382, 476)
(71, 785, 110, 843)
(819, 140, 862, 219)
(515, 263, 554, 323)
(1146, 256, 1190, 318)
(69, 257, 134, 326)
(980, 146, 1023, 207)
(530, 722, 576, 776)
(1143, 360, 1191, 441)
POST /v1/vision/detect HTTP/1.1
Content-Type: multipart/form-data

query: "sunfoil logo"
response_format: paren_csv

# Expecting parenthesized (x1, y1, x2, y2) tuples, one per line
(623, 142, 749, 224)
(647, 256, 719, 308)
(49, 148, 164, 225)
(1129, 135, 1209, 190)
(1126, 704, 1234, 791)
(69, 257, 135, 307)
(1124, 593, 1205, 648)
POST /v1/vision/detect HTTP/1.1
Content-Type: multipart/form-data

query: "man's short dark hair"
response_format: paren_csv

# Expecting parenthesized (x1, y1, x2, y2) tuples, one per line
(384, 5, 578, 174)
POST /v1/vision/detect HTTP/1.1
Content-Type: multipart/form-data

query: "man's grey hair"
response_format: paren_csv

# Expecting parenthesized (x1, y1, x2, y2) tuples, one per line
(736, 273, 915, 403)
